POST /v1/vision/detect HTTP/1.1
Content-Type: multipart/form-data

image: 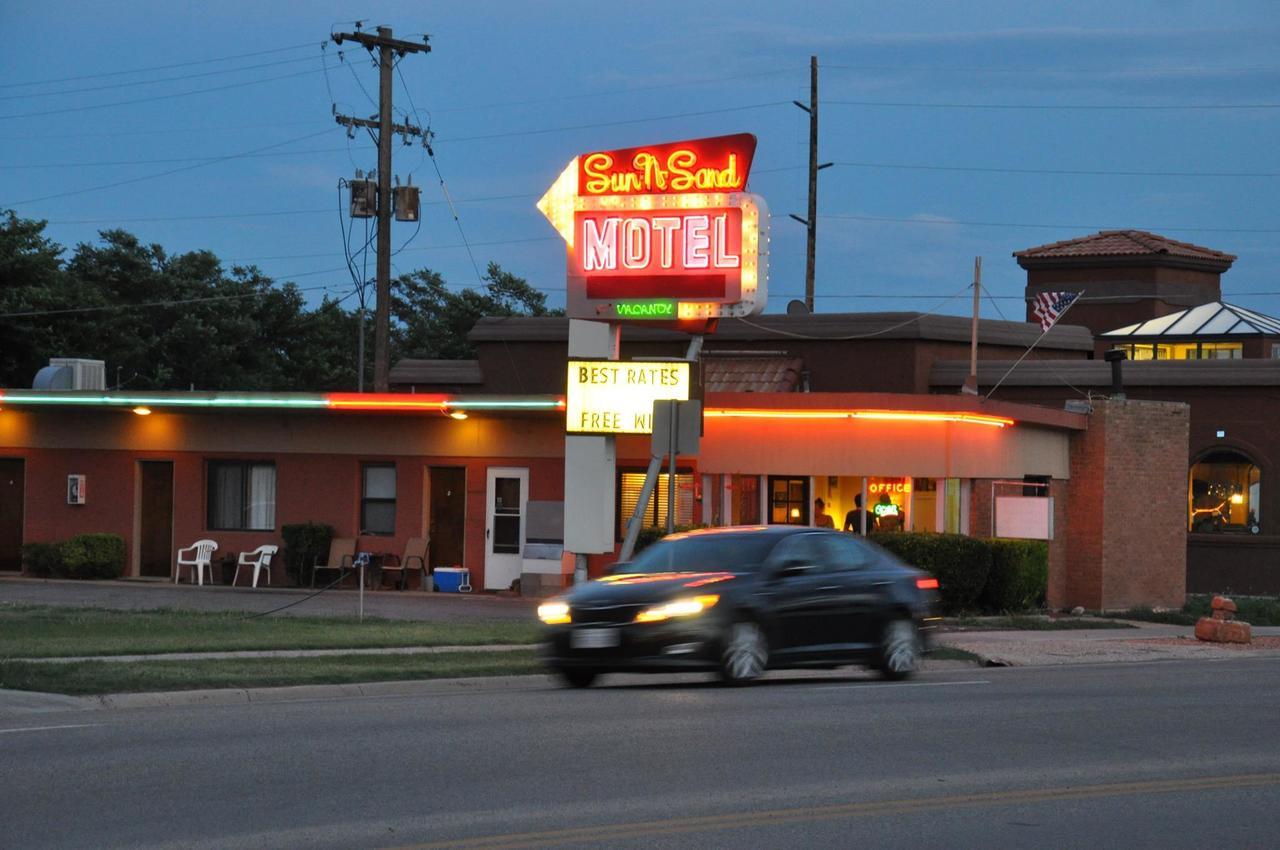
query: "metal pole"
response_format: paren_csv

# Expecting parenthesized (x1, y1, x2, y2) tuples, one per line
(666, 403, 678, 534)
(964, 256, 982, 395)
(358, 562, 364, 622)
(805, 55, 818, 311)
(620, 453, 664, 562)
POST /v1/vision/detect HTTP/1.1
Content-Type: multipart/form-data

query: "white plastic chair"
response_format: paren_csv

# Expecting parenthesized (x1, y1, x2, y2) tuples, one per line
(234, 545, 278, 588)
(175, 540, 218, 586)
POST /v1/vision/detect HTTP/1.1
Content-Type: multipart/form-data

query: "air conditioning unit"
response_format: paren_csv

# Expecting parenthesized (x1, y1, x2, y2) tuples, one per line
(34, 358, 106, 390)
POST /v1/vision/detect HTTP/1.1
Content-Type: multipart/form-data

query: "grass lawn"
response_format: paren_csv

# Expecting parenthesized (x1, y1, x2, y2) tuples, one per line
(0, 650, 543, 695)
(0, 604, 542, 659)
(1113, 594, 1280, 627)
(944, 615, 1136, 631)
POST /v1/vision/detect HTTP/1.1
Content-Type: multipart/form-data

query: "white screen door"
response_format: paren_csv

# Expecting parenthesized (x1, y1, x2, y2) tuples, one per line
(485, 467, 528, 590)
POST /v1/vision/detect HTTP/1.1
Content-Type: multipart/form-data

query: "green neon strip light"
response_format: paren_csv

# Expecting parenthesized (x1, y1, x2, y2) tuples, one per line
(613, 299, 677, 320)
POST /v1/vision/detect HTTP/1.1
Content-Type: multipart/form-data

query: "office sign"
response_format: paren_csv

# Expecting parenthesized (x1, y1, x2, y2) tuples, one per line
(538, 134, 769, 326)
(566, 360, 690, 434)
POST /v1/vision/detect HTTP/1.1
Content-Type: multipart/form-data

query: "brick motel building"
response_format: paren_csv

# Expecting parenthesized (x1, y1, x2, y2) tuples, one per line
(4, 228, 1278, 606)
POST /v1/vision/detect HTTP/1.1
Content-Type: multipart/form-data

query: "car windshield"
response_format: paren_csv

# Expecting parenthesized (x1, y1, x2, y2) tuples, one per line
(621, 533, 778, 574)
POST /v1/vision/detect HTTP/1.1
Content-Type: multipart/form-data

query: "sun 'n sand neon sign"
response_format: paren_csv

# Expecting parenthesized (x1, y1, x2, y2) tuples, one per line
(538, 133, 769, 323)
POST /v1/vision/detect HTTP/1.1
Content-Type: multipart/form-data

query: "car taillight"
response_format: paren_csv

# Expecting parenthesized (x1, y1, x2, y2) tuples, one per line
(916, 578, 940, 590)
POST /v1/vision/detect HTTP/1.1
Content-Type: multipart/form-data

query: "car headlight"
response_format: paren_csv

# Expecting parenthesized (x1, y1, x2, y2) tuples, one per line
(634, 594, 720, 623)
(537, 601, 571, 625)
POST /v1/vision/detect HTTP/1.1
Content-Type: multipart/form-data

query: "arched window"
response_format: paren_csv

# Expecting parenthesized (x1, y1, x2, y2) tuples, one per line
(1189, 450, 1261, 534)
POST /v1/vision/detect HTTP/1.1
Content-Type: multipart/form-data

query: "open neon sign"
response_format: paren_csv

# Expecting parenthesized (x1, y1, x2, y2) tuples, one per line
(538, 133, 769, 323)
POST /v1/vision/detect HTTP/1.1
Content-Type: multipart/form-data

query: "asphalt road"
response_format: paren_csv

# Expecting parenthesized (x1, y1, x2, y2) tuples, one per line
(4, 658, 1279, 849)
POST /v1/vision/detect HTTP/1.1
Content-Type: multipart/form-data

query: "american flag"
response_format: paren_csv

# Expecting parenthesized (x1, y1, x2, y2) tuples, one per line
(1032, 291, 1079, 332)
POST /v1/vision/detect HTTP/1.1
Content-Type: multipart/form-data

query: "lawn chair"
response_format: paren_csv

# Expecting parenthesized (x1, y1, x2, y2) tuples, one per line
(311, 538, 356, 588)
(234, 544, 279, 588)
(175, 539, 218, 586)
(381, 537, 429, 590)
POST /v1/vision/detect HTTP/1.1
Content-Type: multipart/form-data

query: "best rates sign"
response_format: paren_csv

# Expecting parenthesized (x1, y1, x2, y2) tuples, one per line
(538, 133, 769, 327)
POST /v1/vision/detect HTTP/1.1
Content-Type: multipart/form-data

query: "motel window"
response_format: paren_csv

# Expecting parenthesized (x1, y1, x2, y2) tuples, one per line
(618, 470, 695, 534)
(1189, 451, 1260, 534)
(207, 461, 276, 531)
(361, 463, 397, 536)
(768, 476, 809, 525)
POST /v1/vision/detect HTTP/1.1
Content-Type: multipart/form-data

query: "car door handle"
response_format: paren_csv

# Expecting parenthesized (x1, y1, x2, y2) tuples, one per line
(818, 585, 840, 591)
(872, 581, 892, 587)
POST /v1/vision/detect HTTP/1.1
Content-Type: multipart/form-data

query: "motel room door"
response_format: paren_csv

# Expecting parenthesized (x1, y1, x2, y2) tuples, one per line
(137, 461, 174, 578)
(484, 467, 528, 591)
(0, 459, 24, 571)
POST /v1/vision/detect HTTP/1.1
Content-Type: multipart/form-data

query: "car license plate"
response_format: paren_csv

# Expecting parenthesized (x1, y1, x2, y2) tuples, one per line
(571, 628, 620, 649)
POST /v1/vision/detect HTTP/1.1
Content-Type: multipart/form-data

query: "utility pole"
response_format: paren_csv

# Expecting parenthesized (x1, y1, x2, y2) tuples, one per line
(962, 256, 982, 395)
(790, 56, 831, 313)
(332, 25, 430, 392)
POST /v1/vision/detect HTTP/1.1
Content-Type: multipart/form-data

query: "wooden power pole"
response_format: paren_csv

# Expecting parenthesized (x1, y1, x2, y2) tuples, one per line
(790, 56, 829, 313)
(332, 25, 430, 392)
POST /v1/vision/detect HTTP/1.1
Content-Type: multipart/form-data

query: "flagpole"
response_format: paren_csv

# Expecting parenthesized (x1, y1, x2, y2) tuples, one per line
(985, 290, 1086, 400)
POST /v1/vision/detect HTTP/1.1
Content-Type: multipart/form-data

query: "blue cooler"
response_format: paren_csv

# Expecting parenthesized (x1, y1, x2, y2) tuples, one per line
(433, 567, 470, 593)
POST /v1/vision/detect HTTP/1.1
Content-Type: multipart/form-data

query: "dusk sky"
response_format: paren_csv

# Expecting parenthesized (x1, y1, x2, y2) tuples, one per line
(3, 1, 1278, 322)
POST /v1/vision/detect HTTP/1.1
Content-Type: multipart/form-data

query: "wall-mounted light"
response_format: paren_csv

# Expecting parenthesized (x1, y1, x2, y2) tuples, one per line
(132, 406, 151, 416)
(448, 410, 468, 421)
(1216, 430, 1226, 438)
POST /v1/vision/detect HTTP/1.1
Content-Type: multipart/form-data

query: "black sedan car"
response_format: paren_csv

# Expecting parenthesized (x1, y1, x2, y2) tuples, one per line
(538, 525, 941, 687)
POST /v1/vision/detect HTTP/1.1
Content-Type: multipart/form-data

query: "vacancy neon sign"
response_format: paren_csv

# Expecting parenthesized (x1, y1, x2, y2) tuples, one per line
(538, 133, 769, 322)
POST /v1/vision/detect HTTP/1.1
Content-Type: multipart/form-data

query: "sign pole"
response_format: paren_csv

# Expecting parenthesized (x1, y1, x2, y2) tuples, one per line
(666, 402, 678, 533)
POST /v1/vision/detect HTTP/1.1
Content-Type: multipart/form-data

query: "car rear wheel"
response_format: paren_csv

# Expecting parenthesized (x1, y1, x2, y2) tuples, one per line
(877, 618, 921, 680)
(719, 620, 768, 684)
(554, 667, 599, 688)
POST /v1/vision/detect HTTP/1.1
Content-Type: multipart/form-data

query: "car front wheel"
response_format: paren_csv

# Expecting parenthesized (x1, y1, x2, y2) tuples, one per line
(719, 620, 768, 684)
(554, 667, 599, 688)
(877, 619, 921, 681)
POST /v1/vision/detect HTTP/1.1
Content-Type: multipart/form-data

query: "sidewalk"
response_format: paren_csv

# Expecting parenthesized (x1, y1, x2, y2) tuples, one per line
(0, 575, 537, 621)
(937, 620, 1280, 666)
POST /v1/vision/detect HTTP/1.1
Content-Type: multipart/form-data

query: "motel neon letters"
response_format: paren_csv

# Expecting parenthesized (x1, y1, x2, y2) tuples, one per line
(538, 133, 769, 323)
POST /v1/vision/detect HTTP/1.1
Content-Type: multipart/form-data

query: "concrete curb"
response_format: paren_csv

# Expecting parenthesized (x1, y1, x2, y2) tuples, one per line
(7, 644, 534, 664)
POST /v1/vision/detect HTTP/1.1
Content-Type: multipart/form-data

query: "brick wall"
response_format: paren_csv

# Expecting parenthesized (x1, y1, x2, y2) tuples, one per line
(1058, 399, 1189, 610)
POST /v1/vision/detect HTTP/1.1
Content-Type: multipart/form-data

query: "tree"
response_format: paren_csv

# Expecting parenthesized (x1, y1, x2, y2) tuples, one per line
(392, 261, 558, 361)
(0, 211, 70, 387)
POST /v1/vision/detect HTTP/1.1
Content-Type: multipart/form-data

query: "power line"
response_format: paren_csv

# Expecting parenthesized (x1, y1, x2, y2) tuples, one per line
(433, 101, 789, 144)
(1, 128, 338, 206)
(0, 281, 345, 319)
(0, 119, 330, 141)
(822, 62, 1280, 75)
(0, 147, 350, 170)
(825, 98, 1280, 111)
(0, 65, 337, 120)
(41, 194, 538, 225)
(832, 160, 1280, 179)
(822, 213, 1280, 234)
(0, 55, 325, 101)
(0, 42, 318, 89)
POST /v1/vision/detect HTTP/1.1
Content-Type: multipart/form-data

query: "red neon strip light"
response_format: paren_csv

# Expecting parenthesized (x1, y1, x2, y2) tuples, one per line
(326, 393, 449, 411)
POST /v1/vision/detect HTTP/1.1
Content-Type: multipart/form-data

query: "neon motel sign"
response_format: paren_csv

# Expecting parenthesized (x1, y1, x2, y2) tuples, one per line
(538, 133, 769, 323)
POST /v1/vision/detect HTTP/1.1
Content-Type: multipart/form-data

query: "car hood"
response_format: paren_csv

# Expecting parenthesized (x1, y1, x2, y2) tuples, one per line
(566, 571, 737, 606)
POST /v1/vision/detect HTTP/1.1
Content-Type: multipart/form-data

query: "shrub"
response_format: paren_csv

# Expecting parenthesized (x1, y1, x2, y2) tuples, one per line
(980, 539, 1049, 613)
(281, 522, 335, 586)
(60, 534, 126, 579)
(870, 531, 992, 614)
(21, 542, 65, 577)
(631, 525, 706, 556)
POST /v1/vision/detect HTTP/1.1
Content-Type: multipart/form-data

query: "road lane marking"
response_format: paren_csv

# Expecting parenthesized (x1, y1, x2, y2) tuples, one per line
(391, 772, 1280, 849)
(0, 724, 99, 735)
